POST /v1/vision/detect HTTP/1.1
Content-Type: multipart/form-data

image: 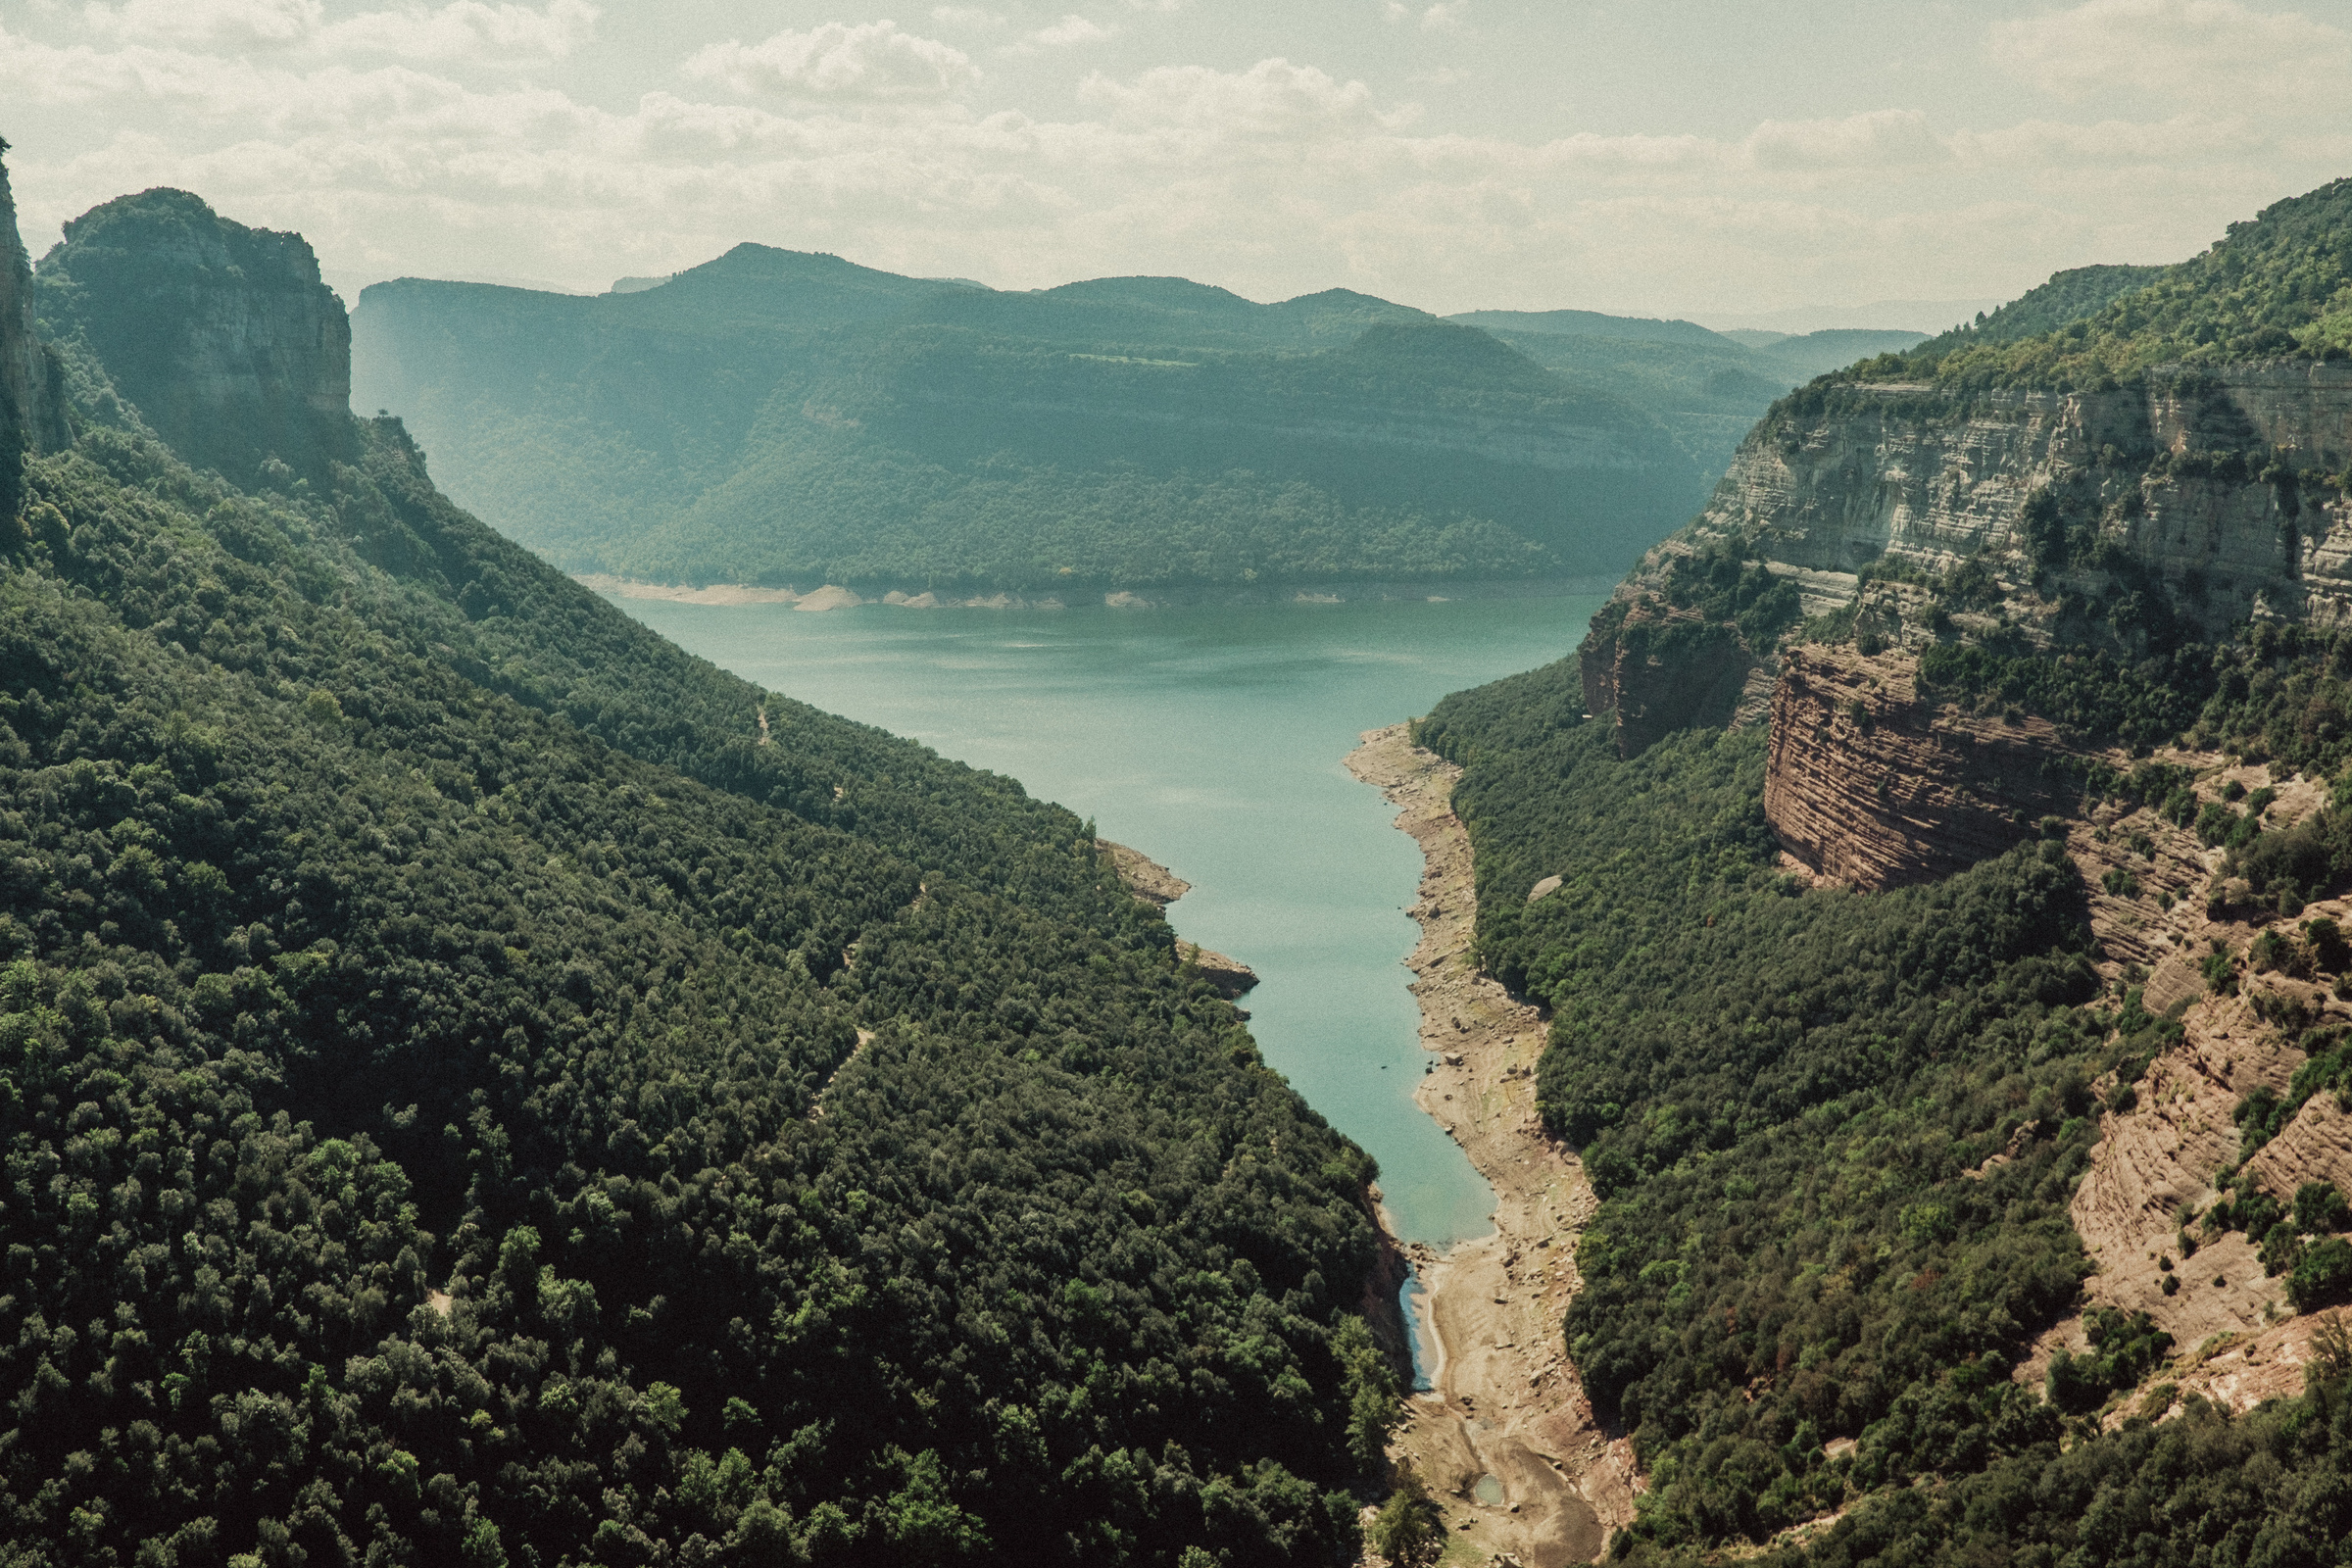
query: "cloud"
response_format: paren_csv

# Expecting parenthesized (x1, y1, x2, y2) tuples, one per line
(1027, 15, 1112, 47)
(318, 1, 600, 62)
(5, 9, 2343, 319)
(78, 0, 597, 61)
(81, 0, 322, 48)
(1989, 0, 2351, 104)
(1078, 58, 1376, 134)
(1742, 109, 1946, 172)
(1419, 1, 1467, 30)
(685, 21, 977, 99)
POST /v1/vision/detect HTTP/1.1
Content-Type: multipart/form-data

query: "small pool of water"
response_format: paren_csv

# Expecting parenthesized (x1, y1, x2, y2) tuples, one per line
(1474, 1474, 1505, 1506)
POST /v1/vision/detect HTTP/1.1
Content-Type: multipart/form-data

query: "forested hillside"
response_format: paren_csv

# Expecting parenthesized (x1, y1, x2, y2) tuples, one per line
(1864, 176, 2352, 389)
(350, 251, 1921, 596)
(1412, 170, 2352, 1563)
(1452, 318, 1924, 492)
(0, 179, 1397, 1566)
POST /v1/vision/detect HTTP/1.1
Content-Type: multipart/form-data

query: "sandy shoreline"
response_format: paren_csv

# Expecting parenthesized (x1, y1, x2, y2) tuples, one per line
(1346, 723, 1638, 1567)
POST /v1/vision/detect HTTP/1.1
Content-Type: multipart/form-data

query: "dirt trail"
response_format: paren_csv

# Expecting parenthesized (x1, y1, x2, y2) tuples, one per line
(1348, 724, 1638, 1567)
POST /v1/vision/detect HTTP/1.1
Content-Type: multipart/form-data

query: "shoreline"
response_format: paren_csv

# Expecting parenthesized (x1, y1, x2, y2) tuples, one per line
(1345, 723, 1639, 1567)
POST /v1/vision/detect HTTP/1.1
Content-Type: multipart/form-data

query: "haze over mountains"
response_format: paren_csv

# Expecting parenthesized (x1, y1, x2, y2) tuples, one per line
(350, 254, 1924, 596)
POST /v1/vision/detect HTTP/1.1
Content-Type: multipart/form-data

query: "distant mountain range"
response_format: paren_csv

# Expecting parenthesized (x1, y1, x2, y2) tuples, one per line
(350, 254, 1924, 594)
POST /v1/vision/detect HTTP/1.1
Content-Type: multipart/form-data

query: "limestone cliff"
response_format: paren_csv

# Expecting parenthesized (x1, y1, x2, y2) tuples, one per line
(33, 188, 354, 484)
(0, 145, 64, 515)
(1630, 363, 2352, 651)
(1573, 355, 2352, 869)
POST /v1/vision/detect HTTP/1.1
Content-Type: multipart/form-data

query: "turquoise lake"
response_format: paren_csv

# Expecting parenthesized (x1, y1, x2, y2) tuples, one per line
(612, 591, 1605, 1251)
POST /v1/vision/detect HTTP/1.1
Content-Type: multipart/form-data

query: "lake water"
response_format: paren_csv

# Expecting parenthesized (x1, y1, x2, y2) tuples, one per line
(612, 591, 1603, 1250)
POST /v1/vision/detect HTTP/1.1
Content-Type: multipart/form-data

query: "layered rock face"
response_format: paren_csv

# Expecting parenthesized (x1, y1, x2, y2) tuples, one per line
(1637, 363, 2352, 641)
(35, 188, 353, 483)
(1761, 646, 2088, 889)
(0, 149, 64, 514)
(1583, 359, 2352, 865)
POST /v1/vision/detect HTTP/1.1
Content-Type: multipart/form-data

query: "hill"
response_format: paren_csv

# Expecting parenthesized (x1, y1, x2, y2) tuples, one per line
(351, 256, 1707, 593)
(1865, 177, 2352, 389)
(1405, 170, 2352, 1560)
(1442, 313, 1926, 494)
(0, 177, 1400, 1566)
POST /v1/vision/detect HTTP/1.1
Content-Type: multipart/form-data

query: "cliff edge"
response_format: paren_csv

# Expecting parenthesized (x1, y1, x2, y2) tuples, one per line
(33, 187, 355, 484)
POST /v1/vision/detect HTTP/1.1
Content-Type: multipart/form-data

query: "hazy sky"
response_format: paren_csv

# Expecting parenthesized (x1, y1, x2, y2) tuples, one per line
(2, 0, 2347, 326)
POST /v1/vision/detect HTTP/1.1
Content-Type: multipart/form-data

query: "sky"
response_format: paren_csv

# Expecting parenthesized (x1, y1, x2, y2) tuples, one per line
(1, 0, 2347, 329)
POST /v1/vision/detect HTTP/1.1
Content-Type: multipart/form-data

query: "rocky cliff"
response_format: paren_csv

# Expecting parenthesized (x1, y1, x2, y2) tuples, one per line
(33, 188, 354, 484)
(0, 145, 63, 516)
(1574, 355, 2352, 876)
(1760, 645, 2093, 888)
(1634, 363, 2352, 654)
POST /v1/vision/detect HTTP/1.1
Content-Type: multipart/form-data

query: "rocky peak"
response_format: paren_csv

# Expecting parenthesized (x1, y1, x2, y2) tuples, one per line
(0, 143, 64, 517)
(34, 187, 354, 484)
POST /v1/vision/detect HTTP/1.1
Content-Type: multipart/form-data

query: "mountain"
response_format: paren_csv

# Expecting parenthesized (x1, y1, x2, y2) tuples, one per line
(351, 256, 1706, 594)
(1410, 172, 2352, 1560)
(1441, 311, 1928, 497)
(1, 179, 1401, 1566)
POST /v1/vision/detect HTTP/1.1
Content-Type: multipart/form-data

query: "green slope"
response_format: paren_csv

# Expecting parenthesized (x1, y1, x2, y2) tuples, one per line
(352, 254, 1712, 592)
(0, 184, 1396, 1566)
(1867, 176, 2352, 390)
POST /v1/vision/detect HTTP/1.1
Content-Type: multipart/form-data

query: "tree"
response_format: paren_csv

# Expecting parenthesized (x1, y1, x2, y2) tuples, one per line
(1367, 1474, 1446, 1568)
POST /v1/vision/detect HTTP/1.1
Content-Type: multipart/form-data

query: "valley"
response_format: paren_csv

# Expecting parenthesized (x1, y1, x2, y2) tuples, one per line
(10, 95, 2352, 1568)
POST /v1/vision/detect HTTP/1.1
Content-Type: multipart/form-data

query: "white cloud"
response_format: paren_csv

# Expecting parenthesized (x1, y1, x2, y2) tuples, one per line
(1742, 109, 1946, 172)
(685, 21, 977, 99)
(1078, 58, 1376, 134)
(1989, 0, 2351, 105)
(78, 0, 596, 61)
(1030, 15, 1112, 47)
(1420, 1, 1466, 30)
(319, 1, 599, 62)
(81, 0, 322, 48)
(4, 10, 2343, 318)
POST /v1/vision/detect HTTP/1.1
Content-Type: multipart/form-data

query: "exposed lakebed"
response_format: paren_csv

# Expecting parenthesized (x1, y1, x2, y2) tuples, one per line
(608, 590, 1604, 1250)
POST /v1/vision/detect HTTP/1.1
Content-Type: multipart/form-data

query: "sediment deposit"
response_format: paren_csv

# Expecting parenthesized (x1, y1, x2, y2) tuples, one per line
(1348, 724, 1637, 1568)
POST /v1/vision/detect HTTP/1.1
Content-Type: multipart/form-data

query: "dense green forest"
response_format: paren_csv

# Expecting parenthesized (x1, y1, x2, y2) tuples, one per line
(1413, 642, 2352, 1560)
(1416, 671, 2119, 1548)
(350, 247, 1921, 594)
(1855, 176, 2352, 390)
(0, 181, 1400, 1566)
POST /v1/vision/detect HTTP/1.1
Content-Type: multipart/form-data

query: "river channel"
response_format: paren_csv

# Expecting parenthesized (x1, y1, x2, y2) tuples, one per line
(612, 590, 1604, 1253)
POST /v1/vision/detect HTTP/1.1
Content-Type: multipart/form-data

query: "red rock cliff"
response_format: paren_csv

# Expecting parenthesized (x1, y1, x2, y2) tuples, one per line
(1763, 646, 2095, 889)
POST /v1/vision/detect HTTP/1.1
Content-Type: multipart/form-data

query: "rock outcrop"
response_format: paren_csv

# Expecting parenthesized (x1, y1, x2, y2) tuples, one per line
(0, 145, 64, 515)
(1099, 839, 1192, 906)
(34, 188, 355, 484)
(1622, 364, 2352, 654)
(1579, 601, 1761, 758)
(1177, 943, 1257, 1000)
(1762, 646, 2097, 888)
